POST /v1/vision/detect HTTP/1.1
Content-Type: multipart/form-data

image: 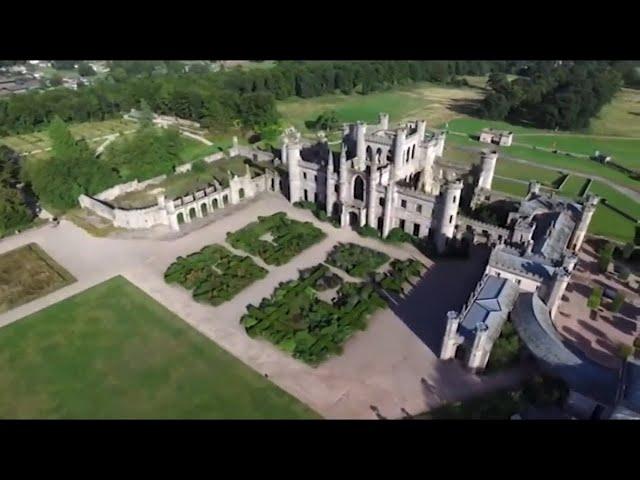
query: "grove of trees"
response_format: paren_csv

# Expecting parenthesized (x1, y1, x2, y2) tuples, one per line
(0, 146, 32, 235)
(480, 62, 623, 130)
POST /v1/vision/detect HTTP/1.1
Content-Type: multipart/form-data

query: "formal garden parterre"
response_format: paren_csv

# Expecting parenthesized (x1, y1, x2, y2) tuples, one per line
(226, 212, 326, 266)
(325, 242, 390, 278)
(164, 244, 267, 306)
(240, 263, 387, 365)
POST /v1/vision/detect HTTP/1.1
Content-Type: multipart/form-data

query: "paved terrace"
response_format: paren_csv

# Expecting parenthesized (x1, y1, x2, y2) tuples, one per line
(0, 193, 525, 419)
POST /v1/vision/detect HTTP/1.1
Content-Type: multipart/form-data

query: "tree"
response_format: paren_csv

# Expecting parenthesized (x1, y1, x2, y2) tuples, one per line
(598, 242, 615, 273)
(77, 62, 96, 77)
(587, 286, 603, 311)
(49, 73, 64, 87)
(610, 292, 625, 313)
(308, 110, 340, 132)
(487, 73, 511, 94)
(138, 99, 154, 129)
(481, 93, 510, 120)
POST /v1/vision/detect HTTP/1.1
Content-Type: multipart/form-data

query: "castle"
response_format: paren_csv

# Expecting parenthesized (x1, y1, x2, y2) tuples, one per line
(281, 113, 462, 253)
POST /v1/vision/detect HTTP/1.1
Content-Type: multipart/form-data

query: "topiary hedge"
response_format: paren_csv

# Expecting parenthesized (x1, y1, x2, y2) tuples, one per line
(164, 244, 267, 306)
(325, 242, 390, 278)
(240, 263, 385, 365)
(226, 212, 326, 266)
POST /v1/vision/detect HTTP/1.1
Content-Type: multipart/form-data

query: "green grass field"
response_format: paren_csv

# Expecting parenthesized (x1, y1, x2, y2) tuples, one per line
(277, 80, 485, 133)
(559, 175, 589, 197)
(494, 161, 564, 187)
(491, 177, 529, 198)
(0, 276, 319, 419)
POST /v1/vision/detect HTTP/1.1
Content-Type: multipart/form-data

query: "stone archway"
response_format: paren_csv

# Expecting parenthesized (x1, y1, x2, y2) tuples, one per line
(201, 203, 208, 216)
(211, 198, 219, 210)
(177, 212, 185, 224)
(188, 207, 196, 220)
(353, 175, 365, 202)
(239, 188, 245, 200)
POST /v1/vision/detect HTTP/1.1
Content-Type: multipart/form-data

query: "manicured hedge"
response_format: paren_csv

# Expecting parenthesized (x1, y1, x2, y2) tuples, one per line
(240, 263, 385, 365)
(378, 258, 426, 295)
(226, 212, 326, 266)
(164, 244, 267, 306)
(325, 242, 390, 278)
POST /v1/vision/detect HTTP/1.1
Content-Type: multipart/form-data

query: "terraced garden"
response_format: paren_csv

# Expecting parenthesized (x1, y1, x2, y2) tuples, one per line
(325, 243, 390, 278)
(227, 212, 326, 266)
(240, 263, 386, 365)
(164, 244, 267, 306)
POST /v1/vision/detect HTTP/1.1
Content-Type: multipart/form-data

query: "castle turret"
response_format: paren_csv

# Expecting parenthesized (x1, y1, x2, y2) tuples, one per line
(436, 131, 446, 157)
(338, 143, 348, 202)
(468, 322, 491, 372)
(281, 136, 289, 166)
(367, 149, 378, 228)
(477, 150, 498, 191)
(325, 148, 335, 217)
(440, 311, 463, 360)
(435, 179, 463, 254)
(546, 266, 571, 318)
(570, 194, 599, 252)
(356, 121, 367, 171)
(381, 160, 397, 238)
(378, 113, 389, 131)
(416, 120, 427, 141)
(392, 127, 407, 173)
(528, 180, 540, 197)
(287, 133, 302, 204)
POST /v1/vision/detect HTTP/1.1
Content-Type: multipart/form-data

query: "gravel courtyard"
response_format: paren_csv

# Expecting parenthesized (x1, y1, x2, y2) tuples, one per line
(0, 193, 523, 419)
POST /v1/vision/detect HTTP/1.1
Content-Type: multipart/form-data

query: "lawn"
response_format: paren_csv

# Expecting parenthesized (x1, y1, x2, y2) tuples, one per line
(587, 181, 640, 243)
(0, 243, 76, 314)
(277, 80, 485, 133)
(494, 161, 564, 187)
(590, 88, 640, 137)
(490, 177, 529, 198)
(560, 175, 589, 197)
(0, 276, 319, 419)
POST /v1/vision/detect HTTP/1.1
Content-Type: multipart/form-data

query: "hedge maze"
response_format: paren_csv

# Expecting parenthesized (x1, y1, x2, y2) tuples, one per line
(325, 243, 390, 278)
(226, 212, 326, 266)
(164, 244, 268, 306)
(240, 263, 386, 365)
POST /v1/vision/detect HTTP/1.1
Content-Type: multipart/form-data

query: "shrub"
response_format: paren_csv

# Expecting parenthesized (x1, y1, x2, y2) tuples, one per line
(385, 227, 413, 244)
(485, 321, 522, 373)
(610, 292, 625, 313)
(325, 243, 390, 278)
(357, 225, 380, 239)
(587, 286, 603, 310)
(598, 242, 615, 273)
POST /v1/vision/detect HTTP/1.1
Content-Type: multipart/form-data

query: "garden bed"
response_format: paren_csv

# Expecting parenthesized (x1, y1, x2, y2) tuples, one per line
(325, 242, 390, 278)
(241, 263, 386, 365)
(226, 212, 326, 266)
(164, 244, 267, 306)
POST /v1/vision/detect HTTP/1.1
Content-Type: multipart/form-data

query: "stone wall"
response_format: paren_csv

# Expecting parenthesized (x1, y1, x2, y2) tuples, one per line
(95, 175, 166, 202)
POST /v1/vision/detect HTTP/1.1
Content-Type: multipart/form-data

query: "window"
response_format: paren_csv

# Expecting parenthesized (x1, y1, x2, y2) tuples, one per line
(399, 219, 406, 230)
(304, 189, 308, 201)
(416, 204, 422, 214)
(335, 185, 339, 193)
(449, 215, 453, 224)
(413, 223, 420, 237)
(314, 175, 317, 182)
(401, 200, 407, 209)
(379, 197, 385, 207)
(516, 279, 521, 286)
(453, 196, 457, 203)
(303, 172, 307, 180)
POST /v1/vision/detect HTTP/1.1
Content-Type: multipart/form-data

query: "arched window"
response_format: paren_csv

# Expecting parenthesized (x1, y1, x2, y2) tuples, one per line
(239, 188, 245, 199)
(411, 144, 416, 159)
(366, 146, 372, 162)
(375, 148, 382, 163)
(201, 203, 208, 216)
(353, 175, 365, 201)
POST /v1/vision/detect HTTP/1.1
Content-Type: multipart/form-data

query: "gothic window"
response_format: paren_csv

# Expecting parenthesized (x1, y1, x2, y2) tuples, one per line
(353, 176, 365, 201)
(303, 172, 307, 180)
(413, 223, 420, 237)
(416, 204, 422, 214)
(366, 146, 373, 161)
(401, 200, 407, 209)
(399, 219, 406, 230)
(411, 144, 416, 159)
(379, 197, 385, 207)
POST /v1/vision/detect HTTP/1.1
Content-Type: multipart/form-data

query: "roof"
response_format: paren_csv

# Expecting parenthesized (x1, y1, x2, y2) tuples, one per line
(481, 128, 513, 136)
(458, 275, 520, 344)
(511, 292, 619, 405)
(489, 246, 556, 282)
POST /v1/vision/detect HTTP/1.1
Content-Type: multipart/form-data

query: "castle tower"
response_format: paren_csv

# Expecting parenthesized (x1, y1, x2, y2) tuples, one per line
(436, 131, 446, 157)
(287, 134, 302, 204)
(416, 120, 427, 141)
(338, 143, 348, 202)
(378, 113, 389, 131)
(392, 127, 407, 169)
(528, 180, 540, 197)
(325, 148, 335, 217)
(356, 121, 367, 171)
(546, 266, 571, 318)
(440, 311, 462, 360)
(435, 179, 463, 254)
(477, 150, 498, 191)
(281, 136, 289, 165)
(367, 147, 379, 228)
(468, 322, 490, 372)
(381, 155, 399, 238)
(570, 194, 599, 252)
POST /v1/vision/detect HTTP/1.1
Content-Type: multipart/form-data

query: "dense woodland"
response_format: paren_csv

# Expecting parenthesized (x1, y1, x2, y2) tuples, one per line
(0, 146, 32, 234)
(480, 62, 624, 130)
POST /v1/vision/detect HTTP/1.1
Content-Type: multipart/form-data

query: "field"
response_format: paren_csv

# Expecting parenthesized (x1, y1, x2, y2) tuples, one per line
(587, 181, 640, 242)
(0, 276, 318, 419)
(277, 80, 485, 133)
(0, 243, 76, 314)
(490, 177, 529, 198)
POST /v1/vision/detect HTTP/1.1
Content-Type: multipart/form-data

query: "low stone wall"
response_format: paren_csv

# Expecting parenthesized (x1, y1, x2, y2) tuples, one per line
(78, 195, 116, 220)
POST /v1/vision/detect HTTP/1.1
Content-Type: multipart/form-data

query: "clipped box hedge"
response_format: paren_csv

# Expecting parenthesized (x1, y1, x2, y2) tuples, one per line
(226, 212, 326, 266)
(164, 244, 267, 306)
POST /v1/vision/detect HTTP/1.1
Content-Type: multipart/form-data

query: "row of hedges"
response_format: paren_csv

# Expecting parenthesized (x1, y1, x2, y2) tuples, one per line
(226, 212, 326, 266)
(377, 258, 426, 296)
(293, 201, 339, 227)
(240, 263, 386, 365)
(325, 242, 390, 278)
(164, 244, 267, 306)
